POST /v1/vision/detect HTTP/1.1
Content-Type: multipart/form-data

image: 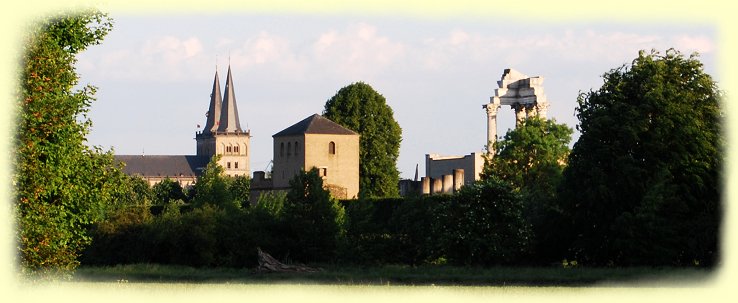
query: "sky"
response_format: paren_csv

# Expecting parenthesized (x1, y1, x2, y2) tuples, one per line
(74, 11, 719, 179)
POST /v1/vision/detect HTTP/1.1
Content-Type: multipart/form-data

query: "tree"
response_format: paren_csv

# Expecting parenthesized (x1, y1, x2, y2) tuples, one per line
(151, 178, 187, 205)
(481, 117, 572, 263)
(15, 11, 117, 273)
(191, 155, 238, 210)
(558, 49, 722, 266)
(281, 168, 346, 262)
(437, 178, 532, 266)
(323, 82, 402, 198)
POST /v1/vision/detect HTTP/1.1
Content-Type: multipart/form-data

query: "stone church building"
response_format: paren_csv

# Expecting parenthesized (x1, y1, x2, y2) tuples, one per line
(116, 65, 250, 186)
(116, 66, 359, 203)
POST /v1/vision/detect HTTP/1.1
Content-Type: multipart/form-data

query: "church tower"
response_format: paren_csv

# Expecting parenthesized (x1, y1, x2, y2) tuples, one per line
(196, 66, 251, 176)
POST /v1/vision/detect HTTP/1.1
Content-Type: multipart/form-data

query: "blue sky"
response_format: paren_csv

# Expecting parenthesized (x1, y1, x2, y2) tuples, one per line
(74, 12, 718, 179)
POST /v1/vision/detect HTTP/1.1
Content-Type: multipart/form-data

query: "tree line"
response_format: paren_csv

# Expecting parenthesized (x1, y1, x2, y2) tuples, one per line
(15, 11, 722, 274)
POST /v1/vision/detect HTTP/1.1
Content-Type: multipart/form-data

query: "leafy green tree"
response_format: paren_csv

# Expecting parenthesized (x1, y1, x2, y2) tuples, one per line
(151, 177, 187, 205)
(281, 168, 346, 262)
(437, 178, 532, 266)
(481, 117, 572, 263)
(229, 174, 251, 208)
(558, 49, 722, 266)
(191, 155, 238, 210)
(15, 11, 117, 273)
(323, 82, 402, 198)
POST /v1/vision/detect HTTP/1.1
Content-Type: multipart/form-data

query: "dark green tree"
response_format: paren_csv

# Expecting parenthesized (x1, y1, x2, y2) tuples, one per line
(191, 155, 238, 210)
(15, 11, 117, 273)
(437, 178, 532, 266)
(281, 168, 346, 262)
(481, 117, 572, 263)
(323, 82, 402, 198)
(229, 174, 251, 208)
(558, 49, 722, 266)
(151, 177, 187, 205)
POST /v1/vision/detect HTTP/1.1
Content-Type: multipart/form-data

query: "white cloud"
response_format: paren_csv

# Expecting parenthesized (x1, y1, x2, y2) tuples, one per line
(671, 34, 715, 54)
(311, 23, 407, 79)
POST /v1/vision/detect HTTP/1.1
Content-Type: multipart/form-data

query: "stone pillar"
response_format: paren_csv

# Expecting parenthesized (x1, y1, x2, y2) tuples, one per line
(421, 177, 430, 195)
(536, 101, 549, 119)
(514, 103, 526, 126)
(442, 174, 453, 194)
(453, 169, 464, 192)
(484, 100, 500, 153)
(432, 178, 443, 195)
(525, 103, 537, 118)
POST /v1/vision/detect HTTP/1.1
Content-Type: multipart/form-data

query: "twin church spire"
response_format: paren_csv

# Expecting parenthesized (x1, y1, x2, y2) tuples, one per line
(202, 65, 244, 134)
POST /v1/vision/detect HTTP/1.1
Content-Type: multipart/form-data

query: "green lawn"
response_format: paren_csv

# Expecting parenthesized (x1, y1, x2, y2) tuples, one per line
(73, 263, 715, 286)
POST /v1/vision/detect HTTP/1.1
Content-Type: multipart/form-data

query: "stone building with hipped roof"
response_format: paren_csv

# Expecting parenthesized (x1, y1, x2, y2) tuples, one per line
(251, 114, 360, 203)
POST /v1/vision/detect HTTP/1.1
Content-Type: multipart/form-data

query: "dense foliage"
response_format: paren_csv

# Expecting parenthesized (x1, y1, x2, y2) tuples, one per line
(15, 11, 119, 273)
(323, 82, 402, 198)
(558, 49, 722, 266)
(482, 117, 572, 263)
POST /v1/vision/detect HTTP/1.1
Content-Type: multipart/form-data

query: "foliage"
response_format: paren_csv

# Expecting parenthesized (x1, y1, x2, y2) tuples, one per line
(558, 49, 722, 266)
(229, 174, 251, 208)
(15, 10, 117, 273)
(481, 117, 573, 264)
(191, 155, 238, 210)
(323, 82, 402, 198)
(151, 178, 187, 205)
(437, 178, 532, 266)
(281, 168, 346, 262)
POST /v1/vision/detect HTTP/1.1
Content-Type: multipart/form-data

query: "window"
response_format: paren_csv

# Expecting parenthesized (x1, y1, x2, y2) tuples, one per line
(234, 145, 239, 153)
(244, 144, 248, 156)
(280, 142, 284, 157)
(234, 162, 239, 169)
(227, 162, 231, 169)
(294, 141, 299, 155)
(287, 142, 292, 156)
(320, 168, 328, 177)
(329, 141, 336, 155)
(227, 146, 232, 153)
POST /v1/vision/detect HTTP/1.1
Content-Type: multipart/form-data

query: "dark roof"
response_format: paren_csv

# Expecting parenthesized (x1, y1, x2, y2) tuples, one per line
(217, 65, 243, 133)
(273, 114, 358, 137)
(115, 155, 210, 177)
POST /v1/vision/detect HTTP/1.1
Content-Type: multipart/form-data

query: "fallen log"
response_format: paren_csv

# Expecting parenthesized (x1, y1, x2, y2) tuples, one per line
(256, 247, 322, 273)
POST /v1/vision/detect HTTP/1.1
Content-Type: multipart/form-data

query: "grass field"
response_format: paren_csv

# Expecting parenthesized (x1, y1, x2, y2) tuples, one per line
(72, 263, 715, 286)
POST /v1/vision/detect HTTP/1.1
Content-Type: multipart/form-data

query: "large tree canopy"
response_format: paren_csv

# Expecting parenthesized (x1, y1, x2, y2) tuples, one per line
(15, 11, 119, 272)
(482, 117, 572, 263)
(323, 82, 402, 198)
(558, 49, 722, 266)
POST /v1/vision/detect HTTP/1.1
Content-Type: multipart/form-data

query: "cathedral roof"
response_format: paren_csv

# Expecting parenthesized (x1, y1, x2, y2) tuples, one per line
(273, 114, 358, 137)
(217, 65, 244, 133)
(115, 155, 210, 177)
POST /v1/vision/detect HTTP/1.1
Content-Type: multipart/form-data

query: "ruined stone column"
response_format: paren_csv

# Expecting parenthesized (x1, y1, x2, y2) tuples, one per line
(536, 101, 549, 119)
(432, 178, 443, 195)
(525, 103, 537, 118)
(514, 103, 526, 126)
(484, 100, 500, 153)
(421, 177, 430, 195)
(453, 169, 464, 192)
(442, 174, 453, 194)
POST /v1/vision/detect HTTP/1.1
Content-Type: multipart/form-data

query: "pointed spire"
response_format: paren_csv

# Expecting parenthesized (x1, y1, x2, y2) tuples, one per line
(202, 70, 222, 134)
(217, 65, 243, 133)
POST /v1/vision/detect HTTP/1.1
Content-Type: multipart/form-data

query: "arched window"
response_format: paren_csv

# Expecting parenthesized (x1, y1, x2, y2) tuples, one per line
(294, 141, 299, 156)
(280, 142, 284, 157)
(234, 145, 239, 154)
(244, 144, 248, 156)
(329, 141, 336, 155)
(287, 142, 292, 156)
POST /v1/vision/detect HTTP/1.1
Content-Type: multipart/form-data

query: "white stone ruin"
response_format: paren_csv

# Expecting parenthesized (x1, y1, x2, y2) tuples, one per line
(483, 68, 550, 152)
